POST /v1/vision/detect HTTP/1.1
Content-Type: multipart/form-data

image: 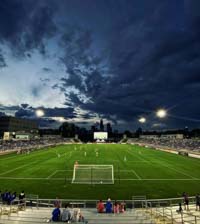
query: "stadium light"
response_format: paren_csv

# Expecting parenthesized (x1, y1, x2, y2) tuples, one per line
(139, 117, 146, 123)
(35, 109, 44, 117)
(156, 109, 167, 118)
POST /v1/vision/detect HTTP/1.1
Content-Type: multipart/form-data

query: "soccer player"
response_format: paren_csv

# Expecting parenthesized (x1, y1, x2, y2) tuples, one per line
(75, 161, 79, 168)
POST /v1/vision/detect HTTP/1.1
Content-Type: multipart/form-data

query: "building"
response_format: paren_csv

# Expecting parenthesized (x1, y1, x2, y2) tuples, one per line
(106, 123, 112, 133)
(100, 119, 104, 131)
(161, 134, 184, 139)
(140, 135, 159, 139)
(0, 116, 38, 138)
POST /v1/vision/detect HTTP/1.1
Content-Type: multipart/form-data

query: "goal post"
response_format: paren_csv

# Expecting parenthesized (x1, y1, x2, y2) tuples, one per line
(71, 164, 114, 184)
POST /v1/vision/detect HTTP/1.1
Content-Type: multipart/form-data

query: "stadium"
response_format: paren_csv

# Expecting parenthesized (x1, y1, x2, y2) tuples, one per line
(1, 0, 200, 223)
(1, 121, 200, 223)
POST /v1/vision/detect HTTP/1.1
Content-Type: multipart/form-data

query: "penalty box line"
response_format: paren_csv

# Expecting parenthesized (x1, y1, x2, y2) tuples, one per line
(46, 169, 72, 179)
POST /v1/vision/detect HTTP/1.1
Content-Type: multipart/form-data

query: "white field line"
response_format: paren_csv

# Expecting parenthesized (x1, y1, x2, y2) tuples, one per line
(46, 169, 74, 179)
(0, 161, 37, 176)
(127, 161, 149, 163)
(120, 169, 142, 179)
(0, 154, 19, 161)
(0, 177, 199, 181)
(118, 178, 200, 181)
(47, 170, 58, 179)
(131, 169, 142, 180)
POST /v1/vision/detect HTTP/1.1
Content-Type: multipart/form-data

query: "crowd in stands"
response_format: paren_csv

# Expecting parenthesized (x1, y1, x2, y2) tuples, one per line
(0, 138, 69, 154)
(0, 190, 25, 205)
(129, 138, 200, 152)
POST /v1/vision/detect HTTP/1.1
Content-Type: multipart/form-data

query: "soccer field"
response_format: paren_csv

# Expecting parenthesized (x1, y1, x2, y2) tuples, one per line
(0, 144, 200, 200)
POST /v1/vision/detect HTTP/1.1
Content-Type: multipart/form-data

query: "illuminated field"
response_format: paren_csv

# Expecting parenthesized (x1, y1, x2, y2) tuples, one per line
(0, 144, 200, 199)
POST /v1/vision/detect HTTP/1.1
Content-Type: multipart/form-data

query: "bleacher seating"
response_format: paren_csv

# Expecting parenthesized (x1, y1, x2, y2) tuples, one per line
(127, 138, 200, 153)
(149, 203, 200, 223)
(1, 196, 200, 223)
(0, 206, 155, 224)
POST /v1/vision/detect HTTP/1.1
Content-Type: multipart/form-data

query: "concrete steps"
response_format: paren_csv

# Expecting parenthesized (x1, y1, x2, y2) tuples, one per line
(0, 207, 155, 224)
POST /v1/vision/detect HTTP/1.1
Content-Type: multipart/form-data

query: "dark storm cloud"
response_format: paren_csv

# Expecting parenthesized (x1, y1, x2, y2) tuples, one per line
(13, 104, 75, 120)
(12, 105, 75, 128)
(15, 108, 35, 118)
(1, 0, 200, 130)
(0, 105, 20, 112)
(43, 107, 75, 119)
(0, 0, 57, 57)
(54, 0, 200, 129)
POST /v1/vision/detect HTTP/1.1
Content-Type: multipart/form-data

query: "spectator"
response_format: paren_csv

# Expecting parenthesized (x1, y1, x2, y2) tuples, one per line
(10, 192, 17, 204)
(7, 192, 11, 204)
(72, 207, 85, 222)
(52, 206, 61, 222)
(113, 201, 119, 214)
(2, 190, 8, 204)
(97, 200, 104, 213)
(105, 198, 112, 213)
(19, 190, 25, 204)
(61, 204, 72, 222)
(196, 194, 200, 211)
(119, 201, 126, 213)
(54, 196, 61, 208)
(182, 192, 189, 211)
(176, 203, 183, 213)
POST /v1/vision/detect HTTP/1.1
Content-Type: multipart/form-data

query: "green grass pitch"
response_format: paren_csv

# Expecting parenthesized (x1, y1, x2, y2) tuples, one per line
(0, 144, 200, 200)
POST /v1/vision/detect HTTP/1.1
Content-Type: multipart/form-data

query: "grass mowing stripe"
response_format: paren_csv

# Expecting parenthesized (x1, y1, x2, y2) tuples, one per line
(0, 161, 38, 176)
(132, 146, 199, 179)
(126, 147, 150, 163)
(155, 161, 198, 179)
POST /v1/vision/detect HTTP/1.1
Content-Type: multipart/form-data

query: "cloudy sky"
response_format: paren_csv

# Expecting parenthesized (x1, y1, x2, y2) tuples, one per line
(0, 0, 200, 130)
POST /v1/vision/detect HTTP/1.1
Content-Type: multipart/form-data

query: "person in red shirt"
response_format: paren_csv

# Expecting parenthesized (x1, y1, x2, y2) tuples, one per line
(97, 200, 104, 213)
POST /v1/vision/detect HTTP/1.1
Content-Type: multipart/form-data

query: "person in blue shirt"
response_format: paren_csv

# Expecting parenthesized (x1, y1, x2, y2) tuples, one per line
(52, 207, 61, 222)
(105, 198, 112, 213)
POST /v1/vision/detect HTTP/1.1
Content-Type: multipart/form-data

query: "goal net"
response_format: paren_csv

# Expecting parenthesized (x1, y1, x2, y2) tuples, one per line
(72, 164, 114, 184)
